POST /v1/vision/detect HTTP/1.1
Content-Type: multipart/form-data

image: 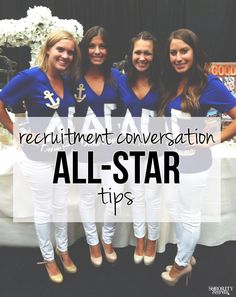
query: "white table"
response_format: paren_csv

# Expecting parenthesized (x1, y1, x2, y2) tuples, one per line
(0, 143, 236, 251)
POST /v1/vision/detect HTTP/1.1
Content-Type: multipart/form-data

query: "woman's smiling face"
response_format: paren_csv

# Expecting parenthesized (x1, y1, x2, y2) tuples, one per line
(47, 39, 75, 73)
(169, 38, 194, 74)
(88, 35, 108, 66)
(132, 39, 154, 73)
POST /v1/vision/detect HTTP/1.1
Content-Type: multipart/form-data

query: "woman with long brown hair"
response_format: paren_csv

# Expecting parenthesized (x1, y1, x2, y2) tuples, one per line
(74, 26, 123, 267)
(159, 28, 236, 286)
(118, 31, 161, 265)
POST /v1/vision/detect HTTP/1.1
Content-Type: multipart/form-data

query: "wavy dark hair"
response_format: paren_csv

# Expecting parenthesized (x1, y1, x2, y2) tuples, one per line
(79, 26, 113, 81)
(126, 31, 159, 89)
(158, 28, 210, 116)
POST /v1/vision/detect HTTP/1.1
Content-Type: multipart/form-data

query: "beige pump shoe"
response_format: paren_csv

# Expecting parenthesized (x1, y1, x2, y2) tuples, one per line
(144, 239, 157, 266)
(161, 262, 192, 286)
(89, 244, 103, 267)
(134, 237, 145, 264)
(101, 240, 117, 263)
(37, 260, 63, 283)
(55, 248, 77, 274)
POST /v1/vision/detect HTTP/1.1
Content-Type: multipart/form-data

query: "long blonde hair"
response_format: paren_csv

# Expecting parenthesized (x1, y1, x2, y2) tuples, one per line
(37, 30, 81, 81)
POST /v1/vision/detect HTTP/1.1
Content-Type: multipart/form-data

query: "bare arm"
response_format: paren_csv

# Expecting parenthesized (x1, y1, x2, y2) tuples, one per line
(221, 106, 236, 143)
(0, 100, 13, 134)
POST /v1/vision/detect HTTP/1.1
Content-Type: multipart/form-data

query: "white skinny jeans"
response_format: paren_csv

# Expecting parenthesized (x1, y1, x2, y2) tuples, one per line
(165, 169, 210, 266)
(22, 155, 69, 261)
(78, 161, 124, 245)
(129, 156, 162, 241)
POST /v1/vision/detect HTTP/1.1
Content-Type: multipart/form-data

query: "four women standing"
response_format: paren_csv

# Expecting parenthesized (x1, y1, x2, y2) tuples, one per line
(0, 26, 236, 287)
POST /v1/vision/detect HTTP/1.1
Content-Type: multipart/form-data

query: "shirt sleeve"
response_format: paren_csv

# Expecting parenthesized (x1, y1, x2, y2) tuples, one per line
(201, 75, 236, 113)
(111, 68, 123, 84)
(0, 70, 34, 107)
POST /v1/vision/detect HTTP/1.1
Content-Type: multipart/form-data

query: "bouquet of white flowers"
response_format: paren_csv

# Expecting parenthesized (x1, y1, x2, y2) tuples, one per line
(0, 6, 83, 65)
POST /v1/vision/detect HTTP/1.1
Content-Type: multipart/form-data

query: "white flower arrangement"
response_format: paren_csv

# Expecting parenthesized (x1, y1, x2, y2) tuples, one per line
(0, 6, 83, 66)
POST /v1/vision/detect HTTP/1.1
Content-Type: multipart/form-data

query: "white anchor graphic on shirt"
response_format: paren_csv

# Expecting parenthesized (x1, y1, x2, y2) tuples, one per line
(44, 90, 60, 109)
(74, 83, 86, 102)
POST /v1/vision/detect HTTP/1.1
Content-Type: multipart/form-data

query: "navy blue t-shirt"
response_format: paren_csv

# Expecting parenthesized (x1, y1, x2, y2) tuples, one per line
(74, 68, 123, 117)
(0, 67, 75, 160)
(0, 67, 75, 117)
(165, 74, 236, 116)
(165, 74, 236, 173)
(118, 74, 160, 117)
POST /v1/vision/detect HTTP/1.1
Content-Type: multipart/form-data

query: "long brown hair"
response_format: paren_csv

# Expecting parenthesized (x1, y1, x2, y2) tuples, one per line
(158, 28, 210, 116)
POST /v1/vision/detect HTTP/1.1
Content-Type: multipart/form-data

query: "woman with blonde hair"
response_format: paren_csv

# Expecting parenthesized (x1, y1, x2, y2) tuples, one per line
(0, 30, 81, 283)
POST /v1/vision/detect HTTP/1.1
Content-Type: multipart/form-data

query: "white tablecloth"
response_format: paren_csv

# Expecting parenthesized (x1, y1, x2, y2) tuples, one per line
(0, 144, 236, 252)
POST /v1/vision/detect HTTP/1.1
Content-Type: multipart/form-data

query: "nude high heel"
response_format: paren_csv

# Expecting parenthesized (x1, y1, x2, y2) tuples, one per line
(161, 262, 192, 286)
(55, 248, 77, 273)
(89, 244, 103, 267)
(37, 260, 63, 283)
(101, 240, 117, 263)
(144, 239, 157, 266)
(134, 237, 145, 264)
